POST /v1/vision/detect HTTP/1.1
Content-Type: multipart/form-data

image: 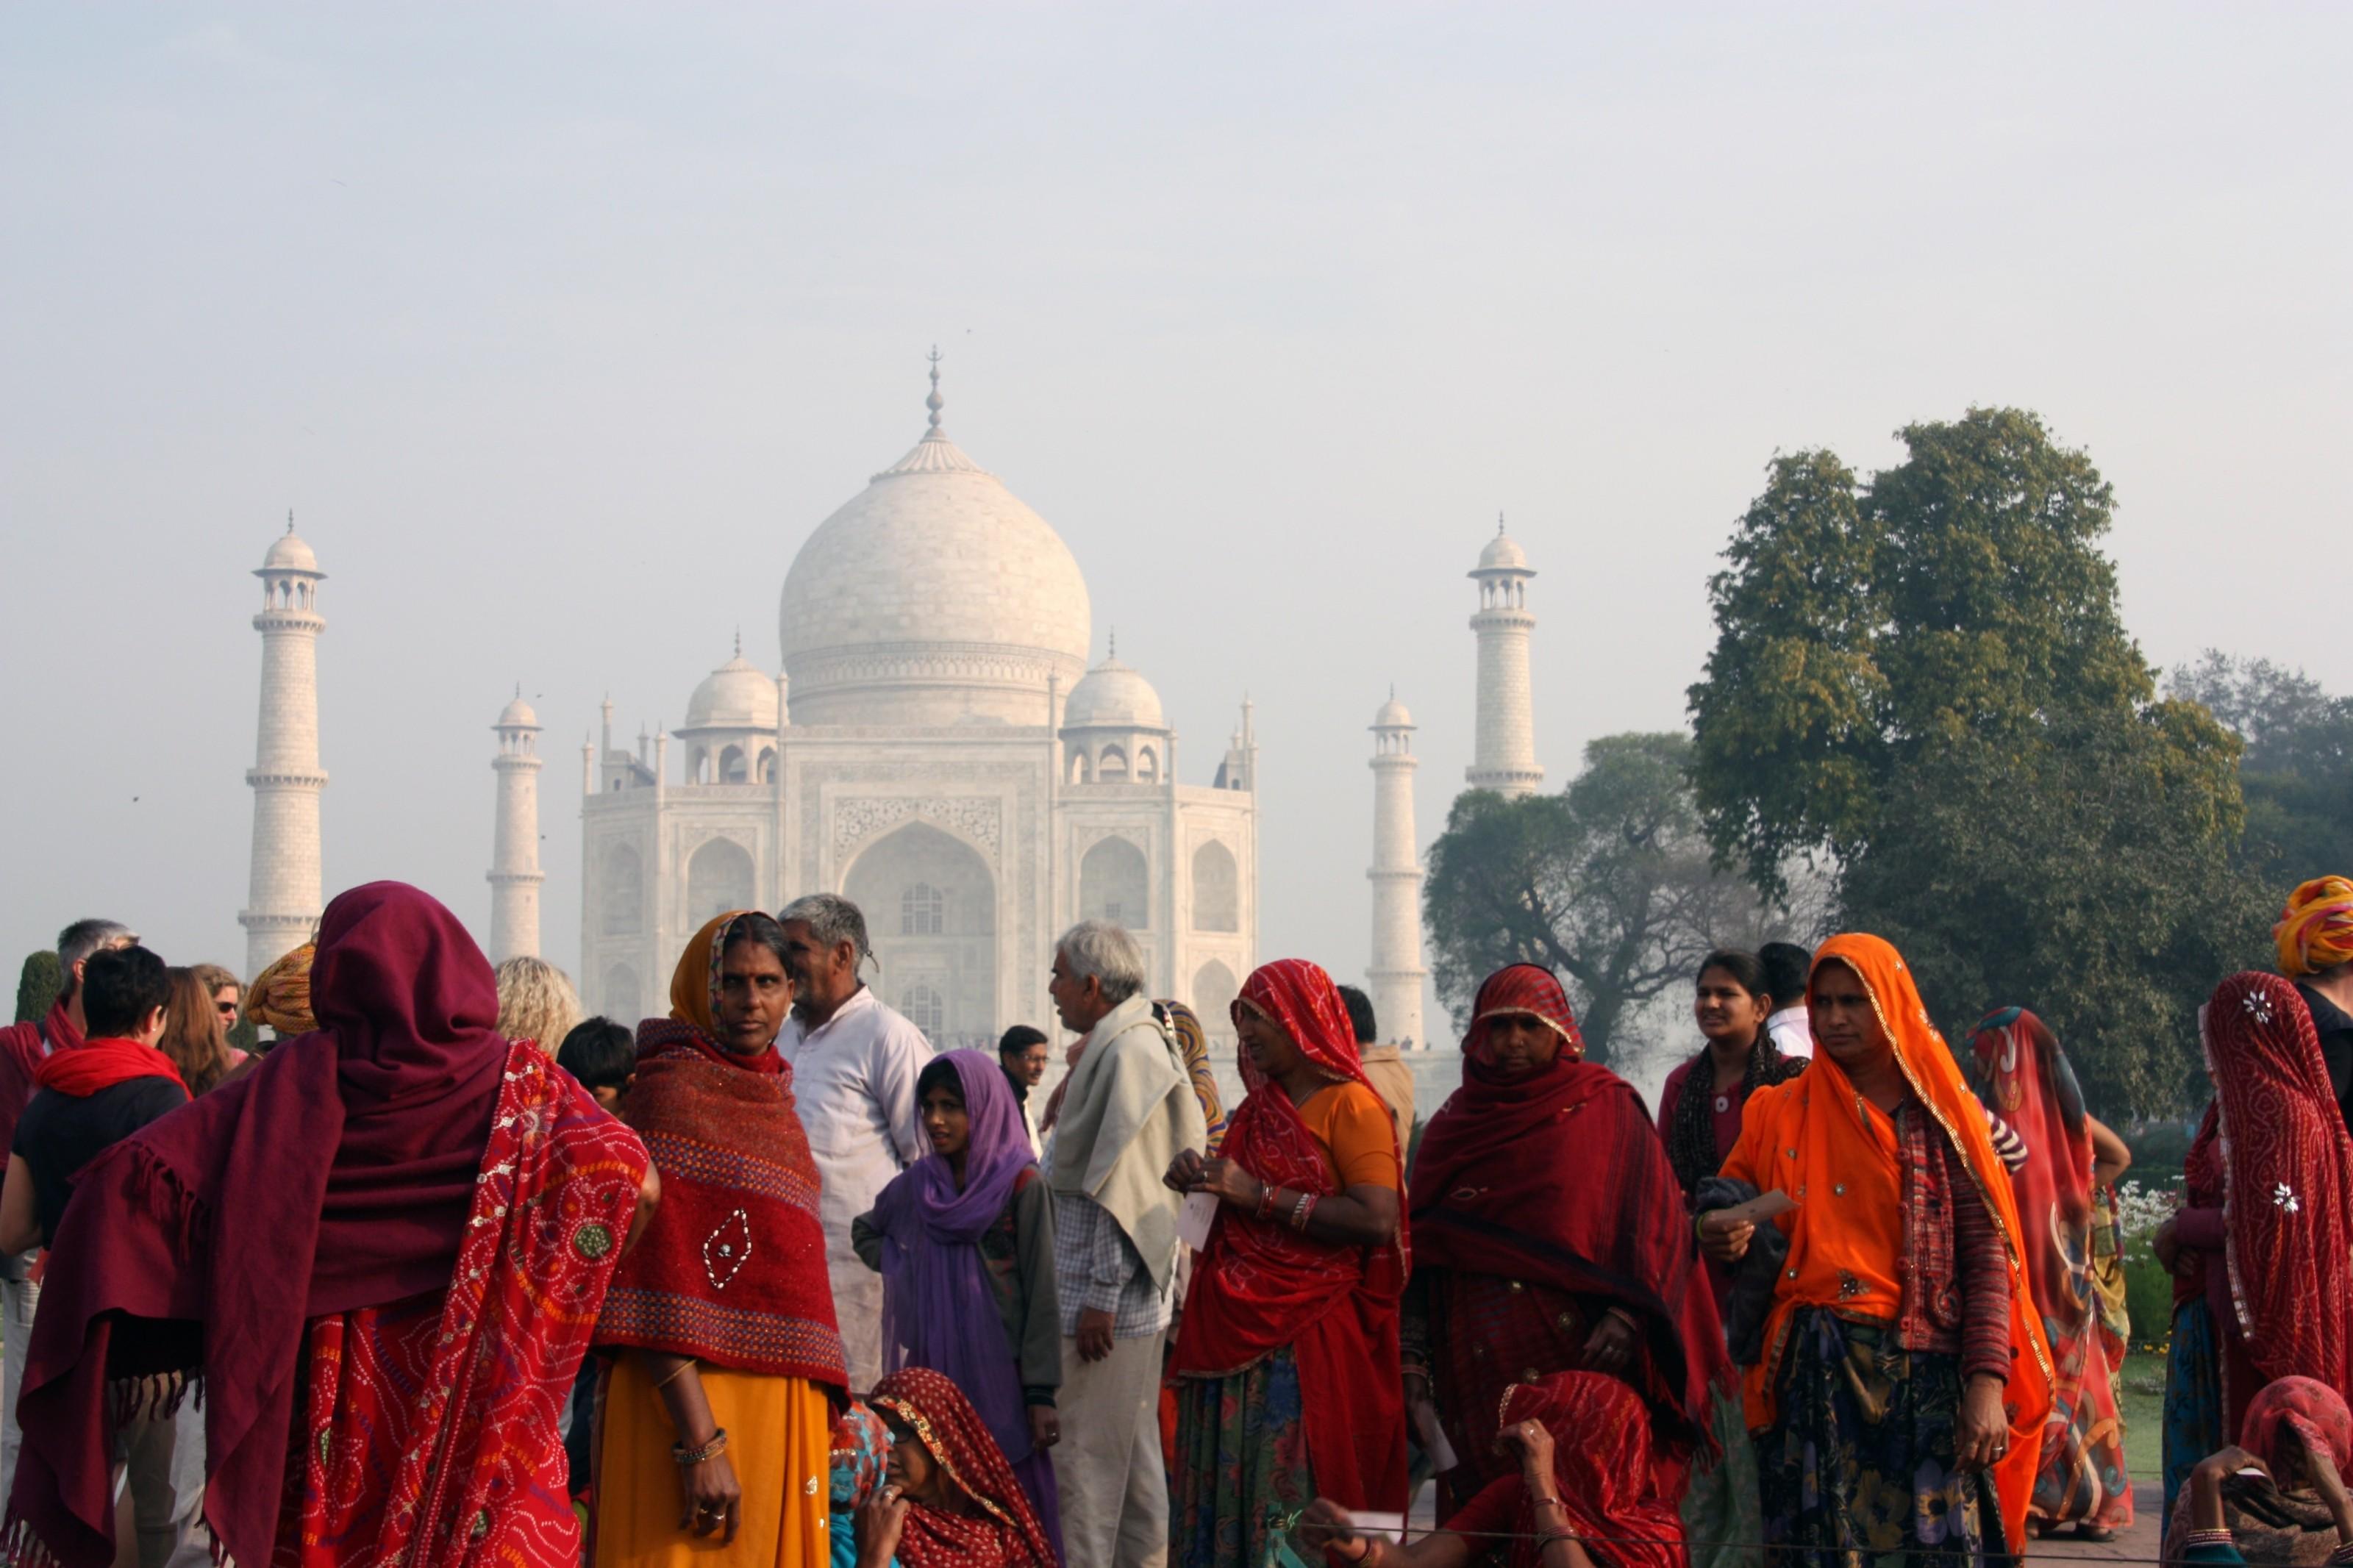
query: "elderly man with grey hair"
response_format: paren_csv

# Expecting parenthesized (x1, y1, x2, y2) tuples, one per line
(1043, 919, 1204, 1568)
(773, 892, 929, 1391)
(0, 917, 137, 1501)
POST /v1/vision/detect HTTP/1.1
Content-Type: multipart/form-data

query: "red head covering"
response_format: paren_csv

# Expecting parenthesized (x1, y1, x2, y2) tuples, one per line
(2242, 1376, 2353, 1488)
(1172, 958, 1408, 1511)
(1412, 964, 1731, 1457)
(1486, 1372, 1689, 1568)
(4, 881, 517, 1568)
(868, 1367, 1056, 1568)
(2199, 972, 2353, 1428)
(594, 912, 846, 1392)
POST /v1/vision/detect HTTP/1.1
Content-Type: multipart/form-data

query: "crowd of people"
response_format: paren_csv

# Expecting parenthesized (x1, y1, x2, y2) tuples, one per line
(0, 872, 2349, 1568)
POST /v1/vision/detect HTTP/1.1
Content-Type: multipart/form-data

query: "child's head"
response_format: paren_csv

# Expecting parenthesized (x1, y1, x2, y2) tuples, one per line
(556, 1017, 637, 1112)
(915, 1056, 971, 1162)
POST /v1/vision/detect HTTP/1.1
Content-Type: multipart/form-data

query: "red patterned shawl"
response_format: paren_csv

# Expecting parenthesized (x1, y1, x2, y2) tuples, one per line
(274, 1045, 648, 1567)
(2200, 973, 2353, 1428)
(1968, 1006, 2132, 1529)
(1171, 958, 1407, 1511)
(2243, 1376, 2353, 1486)
(1479, 1372, 1688, 1568)
(1412, 964, 1731, 1451)
(594, 912, 846, 1394)
(869, 1368, 1055, 1568)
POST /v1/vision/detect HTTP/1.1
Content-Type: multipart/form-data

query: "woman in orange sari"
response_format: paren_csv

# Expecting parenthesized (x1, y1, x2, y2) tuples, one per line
(1699, 934, 2051, 1566)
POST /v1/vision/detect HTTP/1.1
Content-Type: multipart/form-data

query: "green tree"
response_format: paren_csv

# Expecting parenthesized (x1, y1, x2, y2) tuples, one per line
(14, 951, 61, 1025)
(1422, 732, 1764, 1064)
(2169, 651, 2353, 885)
(1689, 408, 2257, 1113)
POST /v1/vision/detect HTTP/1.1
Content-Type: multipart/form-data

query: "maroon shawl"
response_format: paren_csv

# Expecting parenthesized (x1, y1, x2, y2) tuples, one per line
(1410, 964, 1731, 1450)
(4, 881, 515, 1568)
(593, 912, 846, 1395)
(0, 1001, 82, 1161)
(870, 1368, 1057, 1568)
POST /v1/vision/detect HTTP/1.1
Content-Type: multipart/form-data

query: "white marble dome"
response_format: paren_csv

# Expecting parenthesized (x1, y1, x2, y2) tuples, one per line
(1475, 525, 1530, 574)
(779, 384, 1091, 727)
(261, 528, 320, 573)
(1063, 656, 1166, 731)
(496, 694, 540, 728)
(684, 654, 779, 731)
(1373, 695, 1413, 728)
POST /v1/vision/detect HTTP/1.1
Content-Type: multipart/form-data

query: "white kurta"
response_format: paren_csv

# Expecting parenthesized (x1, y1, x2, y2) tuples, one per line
(776, 986, 929, 1392)
(1765, 1003, 1815, 1059)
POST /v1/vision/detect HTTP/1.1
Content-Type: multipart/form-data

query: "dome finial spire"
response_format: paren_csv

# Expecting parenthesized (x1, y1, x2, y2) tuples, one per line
(1497, 511, 1506, 535)
(925, 345, 944, 435)
(1108, 626, 1116, 660)
(287, 508, 296, 534)
(734, 625, 742, 658)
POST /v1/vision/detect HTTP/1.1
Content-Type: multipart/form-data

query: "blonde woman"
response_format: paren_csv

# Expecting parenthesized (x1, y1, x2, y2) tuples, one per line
(496, 956, 582, 1057)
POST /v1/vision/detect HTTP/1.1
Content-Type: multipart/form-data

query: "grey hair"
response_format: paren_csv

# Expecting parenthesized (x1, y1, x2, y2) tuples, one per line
(1055, 920, 1146, 1006)
(57, 919, 136, 971)
(778, 893, 872, 968)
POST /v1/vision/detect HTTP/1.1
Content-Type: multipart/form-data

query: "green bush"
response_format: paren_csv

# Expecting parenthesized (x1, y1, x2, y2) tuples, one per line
(2123, 1251, 2177, 1358)
(13, 952, 60, 1025)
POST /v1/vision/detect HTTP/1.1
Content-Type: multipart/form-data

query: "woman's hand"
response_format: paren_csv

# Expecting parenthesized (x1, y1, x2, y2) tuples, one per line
(1296, 1497, 1373, 1564)
(1028, 1404, 1061, 1451)
(1580, 1313, 1638, 1379)
(1952, 1374, 2010, 1474)
(854, 1483, 910, 1567)
(676, 1449, 742, 1543)
(1503, 1417, 1557, 1487)
(1698, 1211, 1753, 1263)
(2152, 1214, 2183, 1275)
(1165, 1149, 1207, 1193)
(1190, 1156, 1263, 1211)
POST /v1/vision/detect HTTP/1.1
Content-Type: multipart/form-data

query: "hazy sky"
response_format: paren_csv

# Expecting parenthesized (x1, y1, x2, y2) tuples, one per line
(6, 4, 2349, 1034)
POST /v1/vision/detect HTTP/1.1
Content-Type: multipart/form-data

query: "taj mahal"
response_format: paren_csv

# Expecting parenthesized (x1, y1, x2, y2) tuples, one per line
(234, 357, 1546, 1073)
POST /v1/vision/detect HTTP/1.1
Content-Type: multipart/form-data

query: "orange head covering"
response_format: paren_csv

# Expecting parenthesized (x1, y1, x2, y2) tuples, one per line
(246, 944, 317, 1035)
(667, 910, 756, 1037)
(2277, 877, 2353, 978)
(1724, 932, 2053, 1556)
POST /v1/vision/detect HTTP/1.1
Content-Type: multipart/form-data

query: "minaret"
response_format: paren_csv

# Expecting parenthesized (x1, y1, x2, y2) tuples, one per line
(240, 515, 328, 978)
(1467, 515, 1543, 798)
(488, 687, 544, 962)
(1367, 690, 1428, 1050)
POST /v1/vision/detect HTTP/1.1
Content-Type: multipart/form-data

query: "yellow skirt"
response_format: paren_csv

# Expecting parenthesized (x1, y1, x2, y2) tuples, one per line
(593, 1356, 832, 1568)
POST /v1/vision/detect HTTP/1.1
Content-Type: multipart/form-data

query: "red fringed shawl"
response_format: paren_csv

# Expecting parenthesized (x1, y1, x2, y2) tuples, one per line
(1171, 958, 1408, 1511)
(594, 1020, 847, 1395)
(1411, 964, 1731, 1452)
(2200, 973, 2353, 1429)
(1472, 1372, 1689, 1568)
(869, 1368, 1056, 1568)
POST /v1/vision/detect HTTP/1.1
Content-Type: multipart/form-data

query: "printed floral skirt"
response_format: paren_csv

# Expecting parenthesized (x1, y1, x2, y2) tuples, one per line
(2163, 1299, 2224, 1518)
(1170, 1347, 1315, 1568)
(1756, 1309, 2011, 1568)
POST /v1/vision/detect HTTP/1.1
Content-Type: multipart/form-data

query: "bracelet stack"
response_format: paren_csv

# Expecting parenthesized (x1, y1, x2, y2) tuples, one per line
(1290, 1192, 1318, 1231)
(1256, 1185, 1282, 1223)
(671, 1428, 729, 1467)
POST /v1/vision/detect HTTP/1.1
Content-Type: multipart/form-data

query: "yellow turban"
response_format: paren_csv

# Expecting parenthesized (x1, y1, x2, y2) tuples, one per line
(2275, 877, 2353, 978)
(248, 943, 318, 1034)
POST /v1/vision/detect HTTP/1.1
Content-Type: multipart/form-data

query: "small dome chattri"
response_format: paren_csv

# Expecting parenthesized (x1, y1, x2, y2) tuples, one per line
(684, 654, 781, 732)
(496, 694, 539, 728)
(1374, 695, 1413, 728)
(261, 528, 320, 574)
(1475, 524, 1530, 575)
(1063, 656, 1166, 731)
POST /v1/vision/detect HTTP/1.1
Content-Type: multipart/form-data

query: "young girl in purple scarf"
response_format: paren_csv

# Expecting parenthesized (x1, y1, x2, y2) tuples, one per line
(853, 1049, 1065, 1561)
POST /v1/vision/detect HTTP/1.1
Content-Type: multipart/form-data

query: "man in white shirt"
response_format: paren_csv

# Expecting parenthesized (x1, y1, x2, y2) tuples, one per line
(998, 1024, 1051, 1158)
(1760, 940, 1815, 1059)
(774, 893, 929, 1392)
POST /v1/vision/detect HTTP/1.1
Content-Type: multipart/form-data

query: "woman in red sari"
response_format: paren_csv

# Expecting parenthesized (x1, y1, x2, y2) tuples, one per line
(1407, 964, 1749, 1568)
(1164, 959, 1407, 1568)
(2158, 972, 2353, 1514)
(1967, 1006, 2133, 1539)
(853, 1367, 1057, 1568)
(0, 881, 656, 1568)
(1298, 1371, 1689, 1568)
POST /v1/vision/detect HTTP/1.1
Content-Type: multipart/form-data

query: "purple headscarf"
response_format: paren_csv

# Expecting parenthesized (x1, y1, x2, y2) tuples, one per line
(867, 1050, 1035, 1461)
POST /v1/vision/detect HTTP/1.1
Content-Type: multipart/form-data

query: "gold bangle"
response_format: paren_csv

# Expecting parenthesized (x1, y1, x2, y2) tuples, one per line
(651, 1358, 696, 1391)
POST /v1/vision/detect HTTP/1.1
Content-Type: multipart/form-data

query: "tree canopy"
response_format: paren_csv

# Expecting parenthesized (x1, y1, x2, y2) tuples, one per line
(14, 951, 61, 1026)
(1421, 731, 1769, 1064)
(1689, 408, 2260, 1114)
(2170, 651, 2353, 886)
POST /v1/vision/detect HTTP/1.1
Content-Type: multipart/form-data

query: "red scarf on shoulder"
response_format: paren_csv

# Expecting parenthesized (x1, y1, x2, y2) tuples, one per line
(593, 913, 846, 1395)
(32, 1038, 185, 1100)
(1171, 958, 1407, 1511)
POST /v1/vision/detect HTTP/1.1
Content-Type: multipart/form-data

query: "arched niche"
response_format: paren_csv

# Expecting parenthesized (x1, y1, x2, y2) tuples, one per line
(1097, 745, 1129, 783)
(602, 962, 643, 1025)
(685, 837, 756, 926)
(720, 744, 748, 784)
(1192, 840, 1239, 933)
(600, 842, 643, 935)
(843, 821, 996, 1051)
(1192, 959, 1239, 1044)
(1079, 836, 1149, 930)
